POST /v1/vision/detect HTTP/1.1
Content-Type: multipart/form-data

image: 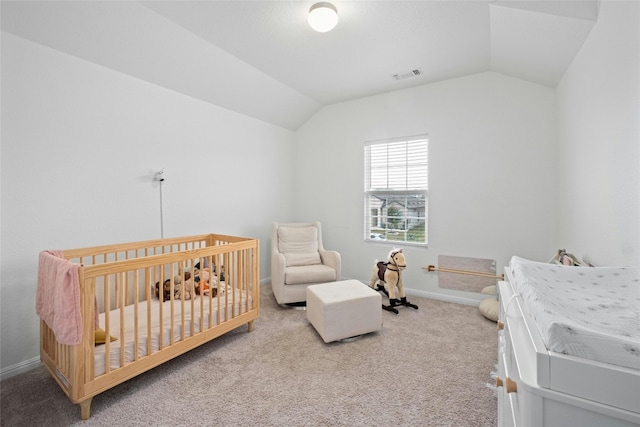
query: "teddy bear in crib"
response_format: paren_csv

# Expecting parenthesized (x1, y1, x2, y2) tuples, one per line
(173, 272, 194, 300)
(155, 271, 194, 300)
(369, 248, 418, 314)
(156, 278, 172, 300)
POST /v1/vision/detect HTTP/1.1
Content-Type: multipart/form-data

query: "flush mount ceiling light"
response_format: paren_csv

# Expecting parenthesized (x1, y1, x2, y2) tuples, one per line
(308, 2, 338, 33)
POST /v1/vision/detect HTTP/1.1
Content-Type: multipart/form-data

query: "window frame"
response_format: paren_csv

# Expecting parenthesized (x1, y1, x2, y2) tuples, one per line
(364, 135, 429, 246)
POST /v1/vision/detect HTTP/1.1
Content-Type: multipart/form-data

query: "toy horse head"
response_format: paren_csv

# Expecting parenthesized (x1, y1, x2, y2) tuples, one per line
(388, 248, 406, 270)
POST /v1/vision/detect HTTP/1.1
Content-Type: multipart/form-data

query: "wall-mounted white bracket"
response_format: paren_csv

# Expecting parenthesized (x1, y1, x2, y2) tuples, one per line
(154, 168, 165, 182)
(153, 168, 165, 238)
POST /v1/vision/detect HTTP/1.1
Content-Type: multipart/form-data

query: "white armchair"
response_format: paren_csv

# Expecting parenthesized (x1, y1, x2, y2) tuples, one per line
(271, 221, 341, 305)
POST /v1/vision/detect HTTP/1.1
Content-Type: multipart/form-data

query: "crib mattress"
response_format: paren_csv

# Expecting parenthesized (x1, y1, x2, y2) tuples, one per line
(95, 290, 252, 376)
(509, 256, 640, 370)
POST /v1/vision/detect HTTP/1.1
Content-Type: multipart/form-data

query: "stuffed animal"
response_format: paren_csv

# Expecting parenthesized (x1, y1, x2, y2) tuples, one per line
(173, 272, 194, 300)
(194, 268, 219, 296)
(554, 249, 589, 267)
(369, 248, 418, 314)
(195, 280, 210, 296)
(155, 278, 172, 300)
(155, 271, 194, 300)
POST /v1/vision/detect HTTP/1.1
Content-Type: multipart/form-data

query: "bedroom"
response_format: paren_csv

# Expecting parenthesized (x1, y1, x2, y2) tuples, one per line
(0, 0, 638, 415)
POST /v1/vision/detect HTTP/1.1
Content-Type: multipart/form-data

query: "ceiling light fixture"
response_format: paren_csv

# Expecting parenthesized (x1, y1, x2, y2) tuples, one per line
(308, 2, 338, 33)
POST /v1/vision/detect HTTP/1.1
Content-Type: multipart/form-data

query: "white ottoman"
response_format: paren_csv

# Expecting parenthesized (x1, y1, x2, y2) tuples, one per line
(307, 279, 382, 343)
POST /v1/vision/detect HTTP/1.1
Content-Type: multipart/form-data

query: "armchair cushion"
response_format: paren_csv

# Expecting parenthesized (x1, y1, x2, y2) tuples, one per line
(285, 265, 337, 285)
(278, 226, 321, 267)
(285, 252, 322, 267)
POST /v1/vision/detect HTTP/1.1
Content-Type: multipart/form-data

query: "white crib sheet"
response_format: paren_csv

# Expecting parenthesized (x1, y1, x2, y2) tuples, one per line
(95, 290, 252, 376)
(509, 256, 640, 370)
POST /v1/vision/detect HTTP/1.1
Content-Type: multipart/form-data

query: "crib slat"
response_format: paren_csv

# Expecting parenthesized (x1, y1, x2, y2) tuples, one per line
(133, 269, 139, 362)
(119, 272, 126, 368)
(158, 268, 164, 350)
(146, 267, 152, 362)
(104, 275, 111, 375)
(169, 263, 175, 346)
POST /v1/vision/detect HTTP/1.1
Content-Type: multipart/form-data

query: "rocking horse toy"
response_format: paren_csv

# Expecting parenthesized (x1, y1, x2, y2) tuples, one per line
(369, 248, 418, 314)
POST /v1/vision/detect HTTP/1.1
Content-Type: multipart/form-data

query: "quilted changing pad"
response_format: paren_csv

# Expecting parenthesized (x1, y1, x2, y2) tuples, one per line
(509, 256, 640, 370)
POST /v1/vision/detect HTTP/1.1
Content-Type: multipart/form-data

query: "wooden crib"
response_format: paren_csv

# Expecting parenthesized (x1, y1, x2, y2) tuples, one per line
(38, 234, 259, 420)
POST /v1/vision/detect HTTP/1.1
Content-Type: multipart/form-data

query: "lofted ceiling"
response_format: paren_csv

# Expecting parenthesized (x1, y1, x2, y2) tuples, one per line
(1, 1, 598, 130)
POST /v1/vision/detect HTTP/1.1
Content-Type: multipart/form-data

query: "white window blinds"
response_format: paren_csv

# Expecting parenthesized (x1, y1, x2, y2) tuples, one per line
(365, 137, 428, 191)
(364, 136, 428, 245)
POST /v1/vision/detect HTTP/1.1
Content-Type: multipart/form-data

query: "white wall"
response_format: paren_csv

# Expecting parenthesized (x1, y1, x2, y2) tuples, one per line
(0, 32, 295, 376)
(293, 72, 558, 301)
(556, 0, 639, 266)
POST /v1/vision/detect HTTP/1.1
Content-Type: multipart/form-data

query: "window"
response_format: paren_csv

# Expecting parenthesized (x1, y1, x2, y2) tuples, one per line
(364, 135, 428, 245)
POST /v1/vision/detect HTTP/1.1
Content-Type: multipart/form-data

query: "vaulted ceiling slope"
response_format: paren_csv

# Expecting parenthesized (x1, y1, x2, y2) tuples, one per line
(1, 1, 597, 131)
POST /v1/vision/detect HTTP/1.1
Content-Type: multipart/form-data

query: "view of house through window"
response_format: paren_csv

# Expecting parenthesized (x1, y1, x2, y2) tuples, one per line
(364, 135, 428, 245)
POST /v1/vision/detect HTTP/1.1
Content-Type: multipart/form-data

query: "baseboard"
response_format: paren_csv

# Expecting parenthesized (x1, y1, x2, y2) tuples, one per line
(1, 356, 41, 381)
(259, 278, 271, 286)
(404, 288, 482, 307)
(338, 276, 483, 307)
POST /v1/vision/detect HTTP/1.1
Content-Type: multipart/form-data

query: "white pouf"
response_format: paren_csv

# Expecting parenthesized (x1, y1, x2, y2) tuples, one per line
(481, 285, 497, 295)
(307, 280, 382, 343)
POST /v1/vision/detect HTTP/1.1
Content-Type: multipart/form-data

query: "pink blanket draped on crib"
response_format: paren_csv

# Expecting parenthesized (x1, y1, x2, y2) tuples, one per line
(36, 250, 98, 346)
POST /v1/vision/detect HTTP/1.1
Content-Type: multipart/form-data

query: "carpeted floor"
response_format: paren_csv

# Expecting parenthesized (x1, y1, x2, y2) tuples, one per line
(1, 284, 498, 426)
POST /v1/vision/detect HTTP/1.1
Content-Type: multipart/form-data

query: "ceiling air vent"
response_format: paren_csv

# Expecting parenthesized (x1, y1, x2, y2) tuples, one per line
(392, 68, 422, 81)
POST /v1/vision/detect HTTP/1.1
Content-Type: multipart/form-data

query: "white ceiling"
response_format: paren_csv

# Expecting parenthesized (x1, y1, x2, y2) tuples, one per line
(1, 1, 598, 130)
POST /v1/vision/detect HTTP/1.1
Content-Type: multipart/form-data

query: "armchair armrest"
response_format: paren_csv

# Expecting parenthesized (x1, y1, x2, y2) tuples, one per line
(271, 252, 286, 285)
(320, 250, 341, 280)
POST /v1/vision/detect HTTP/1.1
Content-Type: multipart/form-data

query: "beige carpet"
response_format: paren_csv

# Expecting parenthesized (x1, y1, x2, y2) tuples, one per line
(1, 284, 498, 426)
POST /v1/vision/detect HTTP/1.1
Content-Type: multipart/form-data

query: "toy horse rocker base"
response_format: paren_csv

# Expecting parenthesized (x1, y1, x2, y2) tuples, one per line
(369, 249, 418, 314)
